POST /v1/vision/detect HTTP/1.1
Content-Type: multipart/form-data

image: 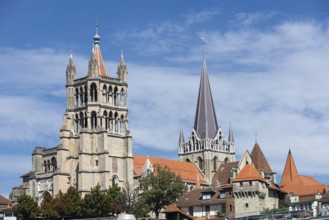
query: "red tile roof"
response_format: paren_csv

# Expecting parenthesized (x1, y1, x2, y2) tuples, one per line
(133, 155, 207, 184)
(280, 150, 329, 196)
(233, 164, 265, 183)
(93, 44, 108, 77)
(0, 195, 11, 206)
(250, 143, 272, 173)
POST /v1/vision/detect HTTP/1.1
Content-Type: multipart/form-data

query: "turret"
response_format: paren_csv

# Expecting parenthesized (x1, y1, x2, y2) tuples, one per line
(117, 51, 127, 82)
(66, 51, 76, 84)
(66, 52, 76, 109)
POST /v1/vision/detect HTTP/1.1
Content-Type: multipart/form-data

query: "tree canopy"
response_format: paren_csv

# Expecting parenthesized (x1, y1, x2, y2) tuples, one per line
(13, 194, 39, 219)
(138, 165, 187, 218)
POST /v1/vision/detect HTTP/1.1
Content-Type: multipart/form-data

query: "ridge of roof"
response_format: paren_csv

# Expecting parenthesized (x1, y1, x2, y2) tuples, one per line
(193, 43, 218, 139)
(250, 143, 272, 173)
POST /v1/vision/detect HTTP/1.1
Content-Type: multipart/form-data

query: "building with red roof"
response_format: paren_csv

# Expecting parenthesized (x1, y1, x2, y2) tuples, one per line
(280, 150, 329, 216)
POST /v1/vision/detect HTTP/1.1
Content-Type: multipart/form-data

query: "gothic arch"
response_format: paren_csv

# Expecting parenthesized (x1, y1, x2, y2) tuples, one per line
(111, 175, 119, 187)
(90, 83, 97, 102)
(51, 157, 57, 171)
(224, 157, 229, 164)
(120, 114, 125, 133)
(213, 156, 218, 171)
(198, 156, 203, 171)
(91, 111, 97, 128)
(108, 86, 113, 105)
(113, 87, 118, 106)
(185, 158, 191, 162)
(120, 88, 125, 107)
(103, 111, 108, 129)
(103, 85, 107, 103)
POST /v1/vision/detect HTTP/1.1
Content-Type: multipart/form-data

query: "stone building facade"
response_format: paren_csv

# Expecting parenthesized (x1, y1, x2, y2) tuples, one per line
(13, 26, 133, 202)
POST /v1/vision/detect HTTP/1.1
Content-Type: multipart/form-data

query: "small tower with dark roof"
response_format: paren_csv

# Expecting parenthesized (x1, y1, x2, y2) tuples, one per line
(179, 41, 235, 183)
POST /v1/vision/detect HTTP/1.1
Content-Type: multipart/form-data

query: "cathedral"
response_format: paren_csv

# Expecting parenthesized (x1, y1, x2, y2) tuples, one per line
(12, 26, 232, 202)
(12, 26, 329, 218)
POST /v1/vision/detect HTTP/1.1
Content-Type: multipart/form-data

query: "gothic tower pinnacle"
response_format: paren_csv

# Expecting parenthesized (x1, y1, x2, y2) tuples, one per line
(178, 40, 235, 183)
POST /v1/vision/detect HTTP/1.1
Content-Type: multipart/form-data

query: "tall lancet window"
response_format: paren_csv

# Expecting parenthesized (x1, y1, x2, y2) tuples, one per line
(120, 89, 125, 107)
(80, 87, 84, 106)
(113, 87, 118, 106)
(120, 115, 125, 133)
(79, 112, 84, 128)
(213, 156, 218, 171)
(75, 114, 79, 132)
(90, 83, 97, 102)
(75, 88, 79, 107)
(103, 85, 107, 103)
(109, 86, 113, 105)
(198, 157, 203, 171)
(104, 111, 108, 129)
(91, 111, 97, 128)
(114, 112, 119, 132)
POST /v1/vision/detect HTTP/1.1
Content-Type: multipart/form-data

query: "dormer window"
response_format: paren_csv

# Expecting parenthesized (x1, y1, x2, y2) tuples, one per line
(202, 193, 211, 200)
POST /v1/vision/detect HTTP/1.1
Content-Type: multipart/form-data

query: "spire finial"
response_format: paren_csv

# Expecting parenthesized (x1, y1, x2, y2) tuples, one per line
(255, 133, 258, 144)
(69, 49, 73, 59)
(94, 23, 100, 44)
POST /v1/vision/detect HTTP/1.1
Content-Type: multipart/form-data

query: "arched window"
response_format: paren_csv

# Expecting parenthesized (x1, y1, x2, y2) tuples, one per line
(75, 88, 79, 107)
(114, 112, 119, 132)
(75, 114, 79, 132)
(44, 161, 47, 172)
(104, 111, 108, 129)
(224, 157, 229, 164)
(90, 83, 97, 102)
(91, 111, 97, 128)
(51, 157, 57, 171)
(198, 157, 203, 171)
(120, 88, 125, 107)
(84, 85, 88, 104)
(113, 87, 118, 106)
(112, 175, 119, 187)
(109, 111, 113, 132)
(80, 87, 84, 106)
(213, 156, 218, 171)
(120, 115, 125, 133)
(109, 86, 113, 105)
(185, 158, 191, 162)
(103, 85, 107, 103)
(79, 112, 84, 128)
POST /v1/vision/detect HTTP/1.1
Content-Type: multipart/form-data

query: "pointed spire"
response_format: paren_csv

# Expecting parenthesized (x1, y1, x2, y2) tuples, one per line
(228, 121, 234, 143)
(280, 149, 299, 186)
(88, 24, 108, 77)
(66, 50, 76, 84)
(117, 50, 128, 81)
(179, 128, 185, 145)
(250, 142, 272, 173)
(193, 38, 219, 139)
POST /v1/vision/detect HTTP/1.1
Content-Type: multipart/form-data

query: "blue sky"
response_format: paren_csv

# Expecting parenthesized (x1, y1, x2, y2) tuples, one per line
(1, 0, 329, 197)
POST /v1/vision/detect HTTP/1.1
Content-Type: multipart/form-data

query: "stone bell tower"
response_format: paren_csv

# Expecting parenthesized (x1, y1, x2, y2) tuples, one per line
(54, 25, 133, 196)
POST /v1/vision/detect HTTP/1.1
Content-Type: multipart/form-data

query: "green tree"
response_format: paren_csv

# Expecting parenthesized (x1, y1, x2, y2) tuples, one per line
(131, 197, 151, 218)
(83, 184, 107, 217)
(13, 194, 39, 219)
(54, 186, 83, 218)
(139, 165, 187, 218)
(105, 184, 126, 215)
(40, 193, 58, 218)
